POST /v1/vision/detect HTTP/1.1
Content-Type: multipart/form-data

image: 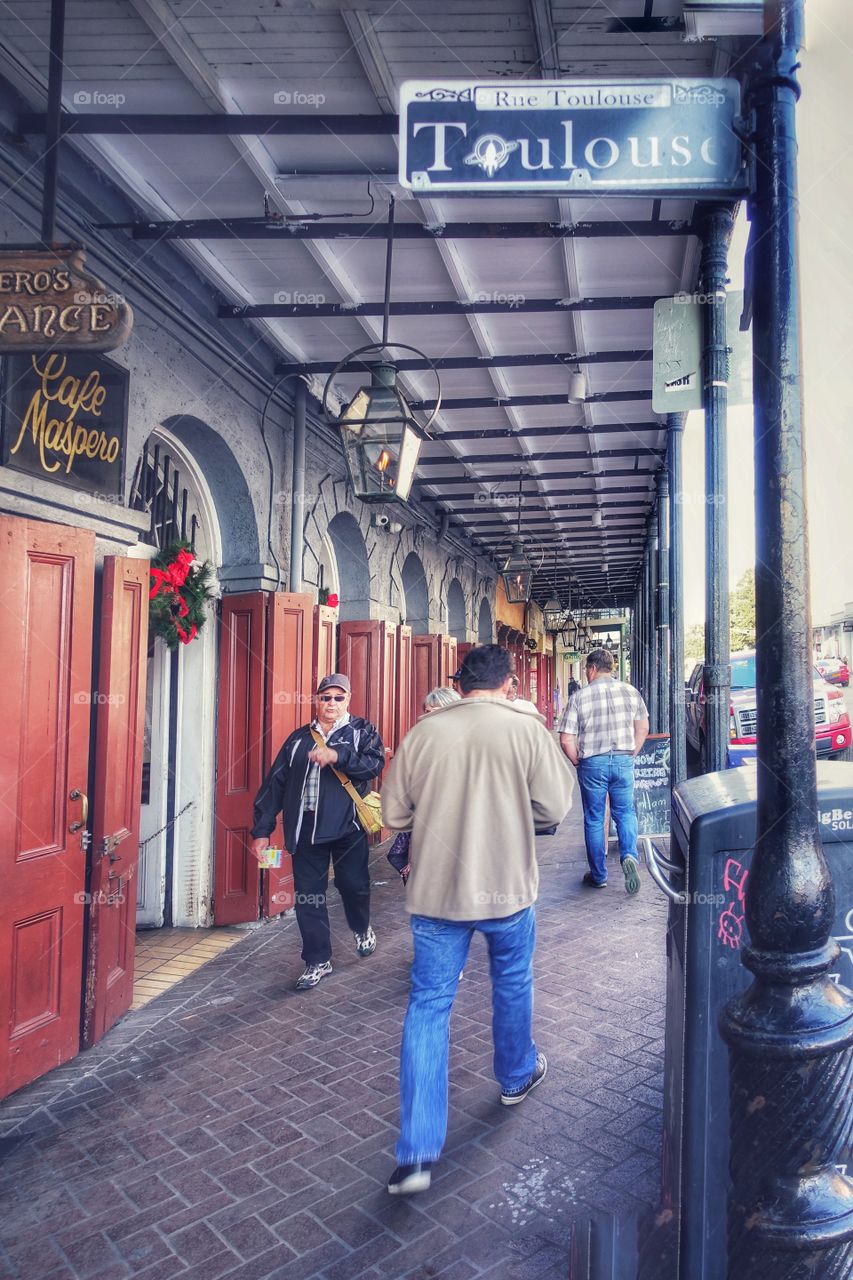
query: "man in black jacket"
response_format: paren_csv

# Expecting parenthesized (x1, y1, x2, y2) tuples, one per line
(251, 673, 385, 990)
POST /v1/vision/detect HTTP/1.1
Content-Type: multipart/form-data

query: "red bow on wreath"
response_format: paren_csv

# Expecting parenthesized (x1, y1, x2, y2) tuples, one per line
(150, 548, 198, 645)
(149, 547, 195, 599)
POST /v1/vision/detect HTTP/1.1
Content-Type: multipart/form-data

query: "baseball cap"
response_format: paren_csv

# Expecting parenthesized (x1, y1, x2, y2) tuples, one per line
(317, 673, 351, 694)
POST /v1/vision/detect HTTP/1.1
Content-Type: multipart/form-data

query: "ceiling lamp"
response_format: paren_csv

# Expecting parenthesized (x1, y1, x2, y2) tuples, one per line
(499, 472, 533, 604)
(322, 197, 440, 504)
(543, 550, 570, 634)
(567, 368, 588, 404)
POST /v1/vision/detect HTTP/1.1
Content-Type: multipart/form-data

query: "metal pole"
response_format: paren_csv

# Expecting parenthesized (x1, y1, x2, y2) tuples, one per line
(289, 379, 306, 593)
(700, 203, 734, 772)
(656, 469, 670, 736)
(41, 0, 66, 244)
(668, 414, 687, 786)
(647, 520, 659, 732)
(721, 3, 853, 1276)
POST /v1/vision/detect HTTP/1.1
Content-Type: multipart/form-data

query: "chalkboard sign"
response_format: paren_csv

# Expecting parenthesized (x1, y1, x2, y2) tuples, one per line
(633, 733, 671, 835)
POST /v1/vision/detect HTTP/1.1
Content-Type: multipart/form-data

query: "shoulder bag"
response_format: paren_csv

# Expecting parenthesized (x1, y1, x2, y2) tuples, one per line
(310, 728, 383, 835)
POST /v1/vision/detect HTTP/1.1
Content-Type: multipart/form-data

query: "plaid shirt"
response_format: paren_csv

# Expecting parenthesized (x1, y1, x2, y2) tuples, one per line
(303, 713, 350, 810)
(557, 677, 648, 759)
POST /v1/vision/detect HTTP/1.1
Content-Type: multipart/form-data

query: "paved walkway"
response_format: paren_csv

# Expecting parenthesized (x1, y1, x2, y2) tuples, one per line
(0, 808, 668, 1280)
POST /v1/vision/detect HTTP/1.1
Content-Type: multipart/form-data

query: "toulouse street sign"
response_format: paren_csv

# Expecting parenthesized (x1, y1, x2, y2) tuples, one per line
(399, 79, 745, 197)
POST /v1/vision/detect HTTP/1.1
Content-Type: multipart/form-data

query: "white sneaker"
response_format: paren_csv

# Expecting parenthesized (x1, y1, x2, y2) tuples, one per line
(354, 925, 376, 957)
(295, 961, 333, 990)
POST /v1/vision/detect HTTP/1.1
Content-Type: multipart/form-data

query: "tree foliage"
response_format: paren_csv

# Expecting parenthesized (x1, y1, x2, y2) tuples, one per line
(729, 568, 756, 651)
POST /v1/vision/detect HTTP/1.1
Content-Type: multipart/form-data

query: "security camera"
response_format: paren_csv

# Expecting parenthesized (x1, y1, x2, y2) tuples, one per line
(371, 513, 390, 529)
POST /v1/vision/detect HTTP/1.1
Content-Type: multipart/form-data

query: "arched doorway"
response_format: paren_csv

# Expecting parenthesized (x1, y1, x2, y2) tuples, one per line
(447, 578, 467, 642)
(401, 551, 430, 633)
(132, 426, 223, 929)
(478, 596, 494, 644)
(328, 512, 371, 621)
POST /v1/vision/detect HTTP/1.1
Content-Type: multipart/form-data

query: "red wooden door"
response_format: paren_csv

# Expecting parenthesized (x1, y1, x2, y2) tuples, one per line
(214, 594, 266, 924)
(312, 604, 337, 693)
(456, 641, 473, 670)
(262, 593, 313, 916)
(381, 624, 398, 758)
(411, 633, 441, 724)
(338, 620, 395, 773)
(83, 558, 149, 1047)
(395, 626, 413, 744)
(440, 635, 458, 685)
(0, 517, 94, 1099)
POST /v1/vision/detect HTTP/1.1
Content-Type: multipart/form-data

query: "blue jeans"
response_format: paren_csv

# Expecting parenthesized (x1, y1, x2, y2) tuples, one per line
(396, 907, 537, 1164)
(576, 752, 638, 884)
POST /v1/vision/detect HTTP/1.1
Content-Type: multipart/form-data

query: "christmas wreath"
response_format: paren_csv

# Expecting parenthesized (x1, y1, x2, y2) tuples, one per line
(318, 587, 339, 608)
(149, 539, 216, 649)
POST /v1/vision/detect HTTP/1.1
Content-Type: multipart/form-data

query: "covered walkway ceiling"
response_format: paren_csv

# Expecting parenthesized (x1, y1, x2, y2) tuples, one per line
(0, 0, 755, 609)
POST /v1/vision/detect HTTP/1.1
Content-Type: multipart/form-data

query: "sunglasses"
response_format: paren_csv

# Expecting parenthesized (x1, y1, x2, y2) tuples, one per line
(318, 693, 347, 702)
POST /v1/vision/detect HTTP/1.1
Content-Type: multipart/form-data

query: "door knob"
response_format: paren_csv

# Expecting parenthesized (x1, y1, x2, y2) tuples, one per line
(69, 789, 89, 834)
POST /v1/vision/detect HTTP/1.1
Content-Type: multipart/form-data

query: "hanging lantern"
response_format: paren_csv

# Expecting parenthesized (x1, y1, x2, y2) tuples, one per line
(499, 471, 532, 604)
(560, 616, 578, 649)
(322, 198, 441, 505)
(543, 548, 570, 633)
(500, 540, 533, 605)
(335, 360, 424, 502)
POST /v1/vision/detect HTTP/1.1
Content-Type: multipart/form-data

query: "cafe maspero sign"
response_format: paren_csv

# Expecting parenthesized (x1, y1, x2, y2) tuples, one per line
(399, 79, 745, 196)
(0, 247, 133, 353)
(1, 350, 128, 498)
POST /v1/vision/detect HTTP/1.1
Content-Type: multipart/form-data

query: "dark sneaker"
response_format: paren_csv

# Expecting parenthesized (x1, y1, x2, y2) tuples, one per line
(294, 961, 332, 990)
(582, 872, 607, 888)
(622, 856, 641, 895)
(500, 1052, 548, 1107)
(387, 1162, 432, 1195)
(355, 925, 376, 957)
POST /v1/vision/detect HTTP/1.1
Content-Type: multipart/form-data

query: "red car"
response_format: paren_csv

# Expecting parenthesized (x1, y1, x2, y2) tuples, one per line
(816, 656, 849, 687)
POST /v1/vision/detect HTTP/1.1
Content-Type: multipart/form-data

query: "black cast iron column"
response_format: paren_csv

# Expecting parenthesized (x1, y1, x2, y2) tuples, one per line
(41, 0, 66, 243)
(721, 3, 853, 1276)
(656, 469, 670, 737)
(668, 414, 687, 786)
(647, 519, 659, 732)
(700, 203, 735, 773)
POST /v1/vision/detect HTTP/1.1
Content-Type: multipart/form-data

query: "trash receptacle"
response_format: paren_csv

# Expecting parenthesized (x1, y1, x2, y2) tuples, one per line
(649, 761, 853, 1280)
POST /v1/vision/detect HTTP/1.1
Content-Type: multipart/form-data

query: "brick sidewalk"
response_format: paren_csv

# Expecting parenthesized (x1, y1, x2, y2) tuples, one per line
(0, 808, 667, 1280)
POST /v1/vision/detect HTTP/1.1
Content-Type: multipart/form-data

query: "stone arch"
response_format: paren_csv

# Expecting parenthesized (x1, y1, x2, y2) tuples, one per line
(447, 578, 467, 642)
(401, 551, 431, 633)
(328, 511, 370, 621)
(160, 414, 260, 571)
(478, 596, 494, 643)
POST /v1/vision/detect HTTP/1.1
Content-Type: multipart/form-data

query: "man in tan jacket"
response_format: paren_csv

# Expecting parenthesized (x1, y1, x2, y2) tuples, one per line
(382, 644, 575, 1195)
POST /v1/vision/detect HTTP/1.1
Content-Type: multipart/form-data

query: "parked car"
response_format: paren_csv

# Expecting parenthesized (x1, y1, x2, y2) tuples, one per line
(685, 650, 851, 766)
(815, 656, 849, 687)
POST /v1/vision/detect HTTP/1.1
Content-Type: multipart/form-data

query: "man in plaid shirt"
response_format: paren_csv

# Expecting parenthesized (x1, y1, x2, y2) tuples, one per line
(558, 648, 649, 893)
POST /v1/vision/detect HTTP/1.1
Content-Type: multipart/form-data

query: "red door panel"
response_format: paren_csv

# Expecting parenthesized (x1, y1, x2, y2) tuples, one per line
(83, 558, 149, 1047)
(411, 634, 441, 725)
(263, 593, 313, 916)
(395, 626, 413, 744)
(214, 594, 265, 925)
(0, 517, 94, 1100)
(338, 620, 394, 774)
(440, 636, 458, 686)
(312, 604, 338, 694)
(456, 642, 473, 670)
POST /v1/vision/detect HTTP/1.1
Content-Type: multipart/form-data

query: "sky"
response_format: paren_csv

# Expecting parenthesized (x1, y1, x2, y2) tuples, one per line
(680, 0, 853, 628)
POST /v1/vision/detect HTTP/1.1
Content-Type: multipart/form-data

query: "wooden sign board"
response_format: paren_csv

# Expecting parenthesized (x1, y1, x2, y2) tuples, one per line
(1, 351, 129, 498)
(0, 248, 133, 353)
(634, 733, 671, 836)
